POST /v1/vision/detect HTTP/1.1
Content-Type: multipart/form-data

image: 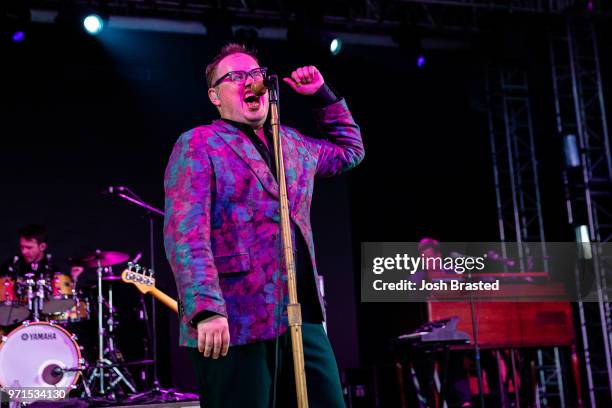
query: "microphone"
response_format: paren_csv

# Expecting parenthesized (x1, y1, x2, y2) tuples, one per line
(251, 79, 267, 96)
(45, 253, 53, 272)
(251, 76, 275, 96)
(8, 255, 19, 273)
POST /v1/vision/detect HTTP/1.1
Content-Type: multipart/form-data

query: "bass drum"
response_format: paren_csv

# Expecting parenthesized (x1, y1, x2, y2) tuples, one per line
(0, 322, 82, 391)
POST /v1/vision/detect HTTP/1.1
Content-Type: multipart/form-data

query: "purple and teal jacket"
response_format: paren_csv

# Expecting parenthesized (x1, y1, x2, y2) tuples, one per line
(163, 99, 364, 347)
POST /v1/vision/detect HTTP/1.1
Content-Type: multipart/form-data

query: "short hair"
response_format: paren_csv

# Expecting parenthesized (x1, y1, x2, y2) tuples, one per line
(205, 43, 258, 88)
(18, 224, 48, 244)
(418, 237, 440, 253)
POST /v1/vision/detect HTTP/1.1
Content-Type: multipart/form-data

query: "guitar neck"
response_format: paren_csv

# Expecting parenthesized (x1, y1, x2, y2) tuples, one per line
(149, 287, 178, 314)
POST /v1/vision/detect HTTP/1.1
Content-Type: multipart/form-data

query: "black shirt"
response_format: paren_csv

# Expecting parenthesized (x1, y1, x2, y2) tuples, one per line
(0, 255, 64, 279)
(220, 118, 321, 323)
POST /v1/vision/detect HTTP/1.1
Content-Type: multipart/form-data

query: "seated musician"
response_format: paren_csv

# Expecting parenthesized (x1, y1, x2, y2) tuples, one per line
(0, 224, 64, 279)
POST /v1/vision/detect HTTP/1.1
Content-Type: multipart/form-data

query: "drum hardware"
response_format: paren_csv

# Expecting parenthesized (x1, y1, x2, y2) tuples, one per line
(107, 185, 177, 403)
(23, 272, 46, 322)
(120, 265, 199, 404)
(98, 359, 155, 368)
(83, 250, 137, 399)
(101, 275, 123, 281)
(42, 364, 87, 386)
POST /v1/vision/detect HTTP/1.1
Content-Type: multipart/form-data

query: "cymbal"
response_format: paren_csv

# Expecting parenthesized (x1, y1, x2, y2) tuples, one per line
(83, 251, 130, 267)
(101, 275, 123, 281)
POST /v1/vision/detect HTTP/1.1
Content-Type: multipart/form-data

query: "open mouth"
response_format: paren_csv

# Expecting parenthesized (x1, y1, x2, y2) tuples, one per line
(244, 94, 260, 110)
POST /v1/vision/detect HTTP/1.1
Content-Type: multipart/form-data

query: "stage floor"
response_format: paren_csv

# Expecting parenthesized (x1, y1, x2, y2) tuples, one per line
(111, 401, 199, 408)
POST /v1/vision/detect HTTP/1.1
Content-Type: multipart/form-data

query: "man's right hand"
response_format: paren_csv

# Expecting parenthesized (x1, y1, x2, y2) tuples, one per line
(197, 315, 230, 359)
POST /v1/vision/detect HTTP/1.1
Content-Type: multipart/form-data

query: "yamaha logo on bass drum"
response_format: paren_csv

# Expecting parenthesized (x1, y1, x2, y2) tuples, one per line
(20, 332, 58, 341)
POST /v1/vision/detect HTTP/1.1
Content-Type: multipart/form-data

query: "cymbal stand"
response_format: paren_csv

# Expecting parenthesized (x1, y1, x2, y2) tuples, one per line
(84, 254, 136, 399)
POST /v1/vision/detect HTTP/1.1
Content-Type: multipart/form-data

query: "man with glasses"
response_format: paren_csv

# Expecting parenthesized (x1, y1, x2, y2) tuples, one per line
(164, 43, 364, 407)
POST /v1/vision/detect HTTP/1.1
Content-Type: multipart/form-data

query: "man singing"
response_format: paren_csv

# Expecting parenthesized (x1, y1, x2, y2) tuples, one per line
(164, 43, 364, 407)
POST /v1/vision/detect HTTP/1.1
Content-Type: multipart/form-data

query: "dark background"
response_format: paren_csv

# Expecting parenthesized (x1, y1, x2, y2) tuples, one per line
(1, 13, 610, 393)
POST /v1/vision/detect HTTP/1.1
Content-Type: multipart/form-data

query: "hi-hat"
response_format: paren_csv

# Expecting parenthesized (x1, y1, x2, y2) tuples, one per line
(101, 275, 123, 281)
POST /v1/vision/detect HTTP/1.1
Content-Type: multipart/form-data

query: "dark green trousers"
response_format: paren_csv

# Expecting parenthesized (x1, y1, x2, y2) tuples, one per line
(189, 323, 345, 408)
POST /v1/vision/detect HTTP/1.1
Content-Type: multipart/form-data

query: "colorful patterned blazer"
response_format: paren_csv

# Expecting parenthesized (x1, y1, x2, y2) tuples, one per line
(163, 99, 364, 347)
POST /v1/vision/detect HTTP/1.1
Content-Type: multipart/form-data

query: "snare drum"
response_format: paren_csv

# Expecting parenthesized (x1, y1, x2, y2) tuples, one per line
(0, 276, 29, 326)
(45, 273, 76, 314)
(0, 321, 82, 395)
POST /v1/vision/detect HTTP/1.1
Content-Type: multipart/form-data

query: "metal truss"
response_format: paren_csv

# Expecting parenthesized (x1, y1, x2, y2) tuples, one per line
(27, 0, 580, 34)
(486, 65, 548, 270)
(397, 0, 569, 13)
(535, 347, 567, 408)
(486, 65, 562, 407)
(549, 14, 612, 407)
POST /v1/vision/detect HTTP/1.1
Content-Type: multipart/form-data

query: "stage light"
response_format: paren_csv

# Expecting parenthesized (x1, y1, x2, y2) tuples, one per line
(563, 134, 581, 168)
(288, 7, 344, 59)
(576, 225, 592, 260)
(330, 38, 342, 55)
(56, 6, 109, 36)
(83, 14, 104, 35)
(2, 1, 31, 44)
(11, 31, 25, 42)
(416, 55, 426, 68)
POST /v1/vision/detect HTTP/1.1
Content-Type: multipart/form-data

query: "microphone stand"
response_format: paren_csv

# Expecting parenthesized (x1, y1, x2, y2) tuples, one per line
(467, 270, 486, 408)
(268, 75, 309, 408)
(109, 188, 186, 403)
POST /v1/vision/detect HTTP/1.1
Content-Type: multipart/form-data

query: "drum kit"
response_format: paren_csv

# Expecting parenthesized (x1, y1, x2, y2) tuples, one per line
(0, 250, 146, 403)
(0, 189, 196, 405)
(0, 271, 90, 327)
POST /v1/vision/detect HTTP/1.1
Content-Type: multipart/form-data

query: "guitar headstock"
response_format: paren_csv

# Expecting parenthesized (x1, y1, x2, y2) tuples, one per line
(121, 263, 156, 294)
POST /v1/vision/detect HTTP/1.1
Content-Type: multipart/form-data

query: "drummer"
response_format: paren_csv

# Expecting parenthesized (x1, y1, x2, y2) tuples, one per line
(67, 256, 99, 295)
(0, 224, 65, 279)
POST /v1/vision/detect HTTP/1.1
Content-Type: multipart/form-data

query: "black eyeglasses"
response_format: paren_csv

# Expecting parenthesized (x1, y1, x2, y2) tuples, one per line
(212, 67, 268, 87)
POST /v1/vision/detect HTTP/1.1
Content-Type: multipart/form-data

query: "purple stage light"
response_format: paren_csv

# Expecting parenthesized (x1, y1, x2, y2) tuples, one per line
(12, 31, 25, 43)
(416, 55, 426, 68)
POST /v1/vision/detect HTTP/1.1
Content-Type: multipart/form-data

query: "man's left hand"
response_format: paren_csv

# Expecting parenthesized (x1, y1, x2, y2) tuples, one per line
(283, 66, 324, 96)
